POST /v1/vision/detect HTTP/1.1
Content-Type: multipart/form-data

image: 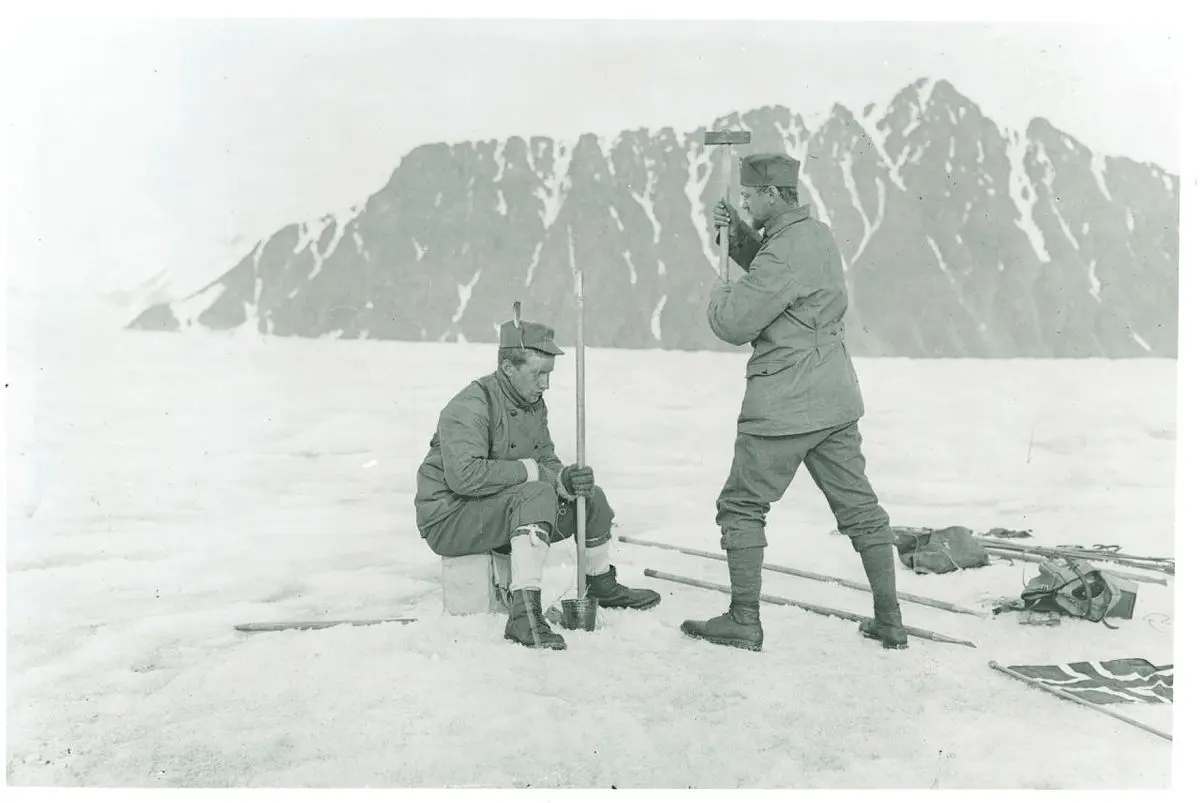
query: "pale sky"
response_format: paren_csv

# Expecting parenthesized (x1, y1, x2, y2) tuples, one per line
(7, 8, 1183, 307)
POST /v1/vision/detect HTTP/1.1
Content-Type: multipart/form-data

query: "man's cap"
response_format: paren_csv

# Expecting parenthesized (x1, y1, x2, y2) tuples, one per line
(740, 153, 801, 188)
(498, 320, 564, 356)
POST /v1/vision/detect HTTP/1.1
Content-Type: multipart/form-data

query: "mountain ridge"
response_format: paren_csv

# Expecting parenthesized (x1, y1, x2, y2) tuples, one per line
(128, 77, 1180, 358)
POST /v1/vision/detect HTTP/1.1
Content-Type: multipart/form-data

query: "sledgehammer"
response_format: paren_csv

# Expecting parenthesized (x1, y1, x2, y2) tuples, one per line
(704, 129, 752, 279)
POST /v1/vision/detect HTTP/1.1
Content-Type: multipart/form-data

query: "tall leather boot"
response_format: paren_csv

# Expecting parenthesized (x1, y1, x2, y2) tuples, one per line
(858, 542, 908, 649)
(680, 546, 764, 651)
(583, 540, 662, 610)
(503, 524, 566, 650)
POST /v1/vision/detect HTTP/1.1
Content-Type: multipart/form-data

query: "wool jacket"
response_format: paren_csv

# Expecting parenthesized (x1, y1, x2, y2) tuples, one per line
(708, 204, 866, 436)
(414, 371, 574, 534)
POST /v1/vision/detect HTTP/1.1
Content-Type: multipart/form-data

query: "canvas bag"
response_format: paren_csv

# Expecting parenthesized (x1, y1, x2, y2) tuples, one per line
(1019, 556, 1138, 626)
(893, 526, 990, 574)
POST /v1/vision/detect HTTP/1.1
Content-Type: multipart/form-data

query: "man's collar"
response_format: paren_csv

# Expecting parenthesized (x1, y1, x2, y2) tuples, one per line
(762, 204, 812, 240)
(494, 369, 537, 409)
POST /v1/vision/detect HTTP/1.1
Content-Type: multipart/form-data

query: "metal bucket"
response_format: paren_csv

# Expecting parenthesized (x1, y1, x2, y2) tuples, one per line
(560, 596, 598, 631)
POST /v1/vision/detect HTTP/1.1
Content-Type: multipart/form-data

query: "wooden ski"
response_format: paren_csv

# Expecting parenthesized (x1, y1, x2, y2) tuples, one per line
(234, 617, 417, 633)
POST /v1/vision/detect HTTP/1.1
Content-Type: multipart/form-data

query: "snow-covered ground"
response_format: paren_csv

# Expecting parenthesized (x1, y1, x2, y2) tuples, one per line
(6, 328, 1177, 787)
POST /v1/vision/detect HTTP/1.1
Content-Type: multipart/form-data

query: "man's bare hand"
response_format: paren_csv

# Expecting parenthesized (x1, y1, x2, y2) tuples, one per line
(712, 198, 739, 232)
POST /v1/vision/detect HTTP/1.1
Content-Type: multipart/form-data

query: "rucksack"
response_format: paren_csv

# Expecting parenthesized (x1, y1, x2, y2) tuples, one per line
(893, 525, 990, 574)
(1018, 556, 1138, 627)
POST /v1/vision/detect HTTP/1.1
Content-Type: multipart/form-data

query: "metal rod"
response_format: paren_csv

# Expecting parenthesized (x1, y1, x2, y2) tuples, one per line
(569, 224, 587, 601)
(644, 569, 977, 649)
(619, 535, 986, 618)
(988, 661, 1172, 742)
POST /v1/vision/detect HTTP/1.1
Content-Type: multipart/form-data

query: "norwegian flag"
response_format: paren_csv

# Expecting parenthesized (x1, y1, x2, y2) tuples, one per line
(1005, 659, 1174, 705)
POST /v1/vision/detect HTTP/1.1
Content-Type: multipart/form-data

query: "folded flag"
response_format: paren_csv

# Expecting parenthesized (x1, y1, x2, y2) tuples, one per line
(1004, 658, 1173, 705)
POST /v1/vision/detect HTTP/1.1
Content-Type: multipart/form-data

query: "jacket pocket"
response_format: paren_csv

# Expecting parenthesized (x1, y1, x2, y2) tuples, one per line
(740, 359, 802, 431)
(745, 359, 792, 378)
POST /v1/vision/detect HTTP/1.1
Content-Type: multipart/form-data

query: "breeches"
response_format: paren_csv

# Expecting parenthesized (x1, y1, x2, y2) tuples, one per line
(715, 421, 892, 553)
(423, 481, 615, 558)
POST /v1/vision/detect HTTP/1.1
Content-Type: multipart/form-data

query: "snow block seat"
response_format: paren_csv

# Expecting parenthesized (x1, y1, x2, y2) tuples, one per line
(440, 551, 512, 615)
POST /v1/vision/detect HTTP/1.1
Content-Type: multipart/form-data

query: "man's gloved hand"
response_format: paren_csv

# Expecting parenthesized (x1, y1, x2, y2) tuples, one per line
(560, 465, 595, 497)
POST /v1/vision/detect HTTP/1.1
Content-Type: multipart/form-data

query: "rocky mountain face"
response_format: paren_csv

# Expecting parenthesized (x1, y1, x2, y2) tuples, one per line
(129, 78, 1179, 358)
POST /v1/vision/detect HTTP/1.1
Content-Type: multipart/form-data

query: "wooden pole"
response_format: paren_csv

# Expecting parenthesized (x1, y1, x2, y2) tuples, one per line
(618, 535, 986, 618)
(988, 661, 1172, 742)
(984, 547, 1167, 586)
(703, 130, 750, 280)
(645, 569, 977, 648)
(978, 539, 1173, 574)
(978, 538, 1174, 563)
(569, 225, 587, 601)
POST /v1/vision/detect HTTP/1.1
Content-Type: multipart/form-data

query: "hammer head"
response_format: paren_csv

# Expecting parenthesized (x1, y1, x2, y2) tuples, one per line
(704, 130, 752, 146)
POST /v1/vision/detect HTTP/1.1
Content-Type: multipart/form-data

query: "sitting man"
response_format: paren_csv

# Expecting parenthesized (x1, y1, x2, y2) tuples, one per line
(414, 317, 661, 650)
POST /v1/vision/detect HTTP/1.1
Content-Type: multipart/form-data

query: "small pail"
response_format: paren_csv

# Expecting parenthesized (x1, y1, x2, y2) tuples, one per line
(560, 597, 599, 631)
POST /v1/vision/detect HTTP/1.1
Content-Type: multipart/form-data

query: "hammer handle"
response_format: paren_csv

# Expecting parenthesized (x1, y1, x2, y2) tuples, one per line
(720, 145, 732, 280)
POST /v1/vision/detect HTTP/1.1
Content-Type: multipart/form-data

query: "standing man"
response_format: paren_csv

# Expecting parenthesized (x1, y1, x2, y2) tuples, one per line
(415, 318, 661, 650)
(680, 153, 907, 652)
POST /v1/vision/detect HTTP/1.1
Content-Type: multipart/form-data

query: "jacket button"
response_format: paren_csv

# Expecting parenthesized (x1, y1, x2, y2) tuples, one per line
(510, 442, 517, 448)
(509, 410, 517, 416)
